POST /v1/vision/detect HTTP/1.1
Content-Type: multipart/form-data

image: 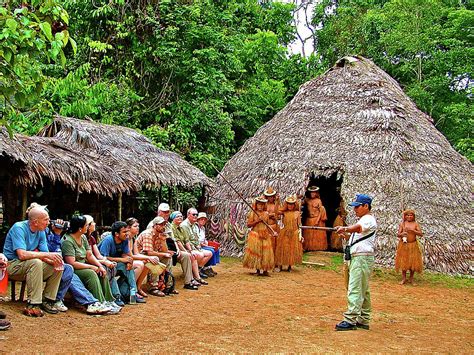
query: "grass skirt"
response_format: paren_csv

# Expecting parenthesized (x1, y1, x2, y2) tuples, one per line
(395, 240, 423, 273)
(275, 227, 303, 267)
(268, 223, 280, 256)
(243, 230, 274, 271)
(303, 217, 328, 251)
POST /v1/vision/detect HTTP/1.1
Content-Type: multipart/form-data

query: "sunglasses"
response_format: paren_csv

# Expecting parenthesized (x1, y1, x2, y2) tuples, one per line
(191, 213, 198, 216)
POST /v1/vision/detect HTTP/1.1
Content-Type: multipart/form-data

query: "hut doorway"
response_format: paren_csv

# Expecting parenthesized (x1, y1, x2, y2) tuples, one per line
(307, 172, 344, 251)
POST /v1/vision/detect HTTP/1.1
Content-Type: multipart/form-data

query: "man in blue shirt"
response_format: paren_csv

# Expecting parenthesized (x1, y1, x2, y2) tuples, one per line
(99, 221, 143, 305)
(4, 204, 63, 317)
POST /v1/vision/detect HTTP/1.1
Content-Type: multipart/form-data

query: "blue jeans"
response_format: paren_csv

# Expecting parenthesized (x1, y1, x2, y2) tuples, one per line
(56, 264, 98, 305)
(110, 262, 136, 299)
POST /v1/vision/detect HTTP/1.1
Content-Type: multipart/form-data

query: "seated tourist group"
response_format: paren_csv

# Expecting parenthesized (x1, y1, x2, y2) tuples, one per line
(1, 202, 220, 318)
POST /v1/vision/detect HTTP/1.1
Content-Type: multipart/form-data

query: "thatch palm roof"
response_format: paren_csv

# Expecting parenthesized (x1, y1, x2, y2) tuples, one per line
(0, 128, 29, 163)
(38, 116, 212, 190)
(209, 56, 473, 275)
(16, 135, 134, 195)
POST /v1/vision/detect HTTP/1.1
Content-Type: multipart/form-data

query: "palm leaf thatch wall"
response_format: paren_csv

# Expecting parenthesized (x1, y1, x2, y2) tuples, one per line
(209, 56, 473, 275)
(38, 116, 212, 190)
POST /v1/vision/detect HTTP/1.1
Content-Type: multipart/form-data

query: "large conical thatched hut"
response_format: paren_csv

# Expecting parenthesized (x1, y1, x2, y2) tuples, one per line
(209, 56, 473, 275)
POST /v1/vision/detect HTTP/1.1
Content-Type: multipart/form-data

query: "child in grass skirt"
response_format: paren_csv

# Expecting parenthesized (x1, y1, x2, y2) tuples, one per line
(395, 209, 424, 285)
(243, 196, 275, 276)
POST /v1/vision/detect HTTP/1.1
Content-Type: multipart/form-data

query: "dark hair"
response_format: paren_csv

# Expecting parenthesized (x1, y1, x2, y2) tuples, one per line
(69, 215, 87, 233)
(111, 221, 128, 236)
(126, 217, 138, 227)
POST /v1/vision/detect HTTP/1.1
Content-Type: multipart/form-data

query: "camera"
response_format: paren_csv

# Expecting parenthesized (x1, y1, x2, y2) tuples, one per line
(50, 219, 70, 231)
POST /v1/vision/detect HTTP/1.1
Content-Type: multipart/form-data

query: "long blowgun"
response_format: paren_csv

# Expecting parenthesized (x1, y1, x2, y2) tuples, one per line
(207, 160, 277, 234)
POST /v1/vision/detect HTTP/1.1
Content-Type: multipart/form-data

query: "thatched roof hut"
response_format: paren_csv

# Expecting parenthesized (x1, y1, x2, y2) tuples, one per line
(38, 116, 212, 190)
(209, 56, 473, 275)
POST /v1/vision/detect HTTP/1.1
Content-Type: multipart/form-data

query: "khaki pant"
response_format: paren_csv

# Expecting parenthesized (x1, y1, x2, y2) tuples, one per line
(177, 251, 193, 284)
(343, 255, 374, 325)
(7, 259, 63, 304)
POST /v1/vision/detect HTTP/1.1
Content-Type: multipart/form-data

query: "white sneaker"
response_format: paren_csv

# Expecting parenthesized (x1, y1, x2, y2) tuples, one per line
(53, 300, 68, 312)
(86, 302, 111, 315)
(105, 301, 122, 314)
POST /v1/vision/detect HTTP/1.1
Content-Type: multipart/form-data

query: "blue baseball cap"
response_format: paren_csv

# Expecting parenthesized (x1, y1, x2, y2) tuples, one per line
(348, 194, 373, 207)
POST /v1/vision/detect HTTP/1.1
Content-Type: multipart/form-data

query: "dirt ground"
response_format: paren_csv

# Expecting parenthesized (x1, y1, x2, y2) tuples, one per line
(0, 253, 473, 353)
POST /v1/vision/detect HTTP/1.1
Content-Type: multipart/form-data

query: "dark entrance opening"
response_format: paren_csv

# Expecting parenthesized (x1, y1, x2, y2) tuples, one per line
(306, 171, 344, 251)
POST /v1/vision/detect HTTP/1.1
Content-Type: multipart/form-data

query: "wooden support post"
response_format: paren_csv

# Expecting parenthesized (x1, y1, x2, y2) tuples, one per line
(21, 186, 27, 220)
(118, 191, 122, 221)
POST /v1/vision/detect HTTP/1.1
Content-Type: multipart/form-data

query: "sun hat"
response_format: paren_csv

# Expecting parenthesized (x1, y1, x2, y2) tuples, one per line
(197, 212, 208, 220)
(263, 187, 277, 197)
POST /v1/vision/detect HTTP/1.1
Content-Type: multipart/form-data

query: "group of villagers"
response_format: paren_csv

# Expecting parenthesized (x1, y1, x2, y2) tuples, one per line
(242, 186, 424, 285)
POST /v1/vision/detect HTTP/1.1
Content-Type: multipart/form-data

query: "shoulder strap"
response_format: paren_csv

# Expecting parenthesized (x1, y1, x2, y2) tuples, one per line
(349, 230, 376, 247)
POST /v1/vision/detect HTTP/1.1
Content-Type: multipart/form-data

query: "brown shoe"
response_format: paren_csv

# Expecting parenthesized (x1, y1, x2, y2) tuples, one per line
(23, 304, 44, 317)
(0, 310, 6, 319)
(0, 319, 11, 331)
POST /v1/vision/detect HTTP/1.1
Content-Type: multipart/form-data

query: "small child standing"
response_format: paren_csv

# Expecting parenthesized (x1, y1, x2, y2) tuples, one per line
(395, 209, 424, 285)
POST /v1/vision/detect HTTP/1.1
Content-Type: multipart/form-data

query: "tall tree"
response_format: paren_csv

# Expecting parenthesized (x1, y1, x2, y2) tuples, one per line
(54, 0, 320, 173)
(313, 0, 473, 160)
(0, 0, 75, 133)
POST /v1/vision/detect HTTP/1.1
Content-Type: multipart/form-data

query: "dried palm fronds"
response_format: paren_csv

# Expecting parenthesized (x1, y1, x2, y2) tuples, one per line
(38, 116, 213, 191)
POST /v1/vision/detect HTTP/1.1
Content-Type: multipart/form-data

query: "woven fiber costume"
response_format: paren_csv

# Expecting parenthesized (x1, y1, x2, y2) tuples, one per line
(275, 196, 303, 268)
(264, 187, 281, 255)
(395, 210, 423, 273)
(243, 197, 275, 272)
(302, 187, 328, 251)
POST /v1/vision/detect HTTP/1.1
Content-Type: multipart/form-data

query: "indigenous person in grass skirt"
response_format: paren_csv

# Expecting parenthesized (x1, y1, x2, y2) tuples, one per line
(335, 194, 377, 331)
(330, 205, 347, 251)
(395, 209, 423, 285)
(302, 186, 328, 251)
(242, 196, 275, 276)
(274, 195, 303, 272)
(263, 187, 281, 259)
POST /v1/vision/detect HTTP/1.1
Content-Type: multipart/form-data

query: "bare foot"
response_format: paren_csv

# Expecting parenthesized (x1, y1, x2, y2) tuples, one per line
(400, 279, 407, 285)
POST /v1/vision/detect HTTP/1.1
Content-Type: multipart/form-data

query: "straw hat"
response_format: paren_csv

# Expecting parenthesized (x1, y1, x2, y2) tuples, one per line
(263, 187, 277, 197)
(255, 195, 268, 203)
(285, 195, 297, 204)
(307, 186, 319, 192)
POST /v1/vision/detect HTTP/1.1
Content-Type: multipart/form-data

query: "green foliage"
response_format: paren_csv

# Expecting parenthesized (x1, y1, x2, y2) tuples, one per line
(313, 0, 473, 161)
(0, 1, 75, 130)
(57, 0, 319, 170)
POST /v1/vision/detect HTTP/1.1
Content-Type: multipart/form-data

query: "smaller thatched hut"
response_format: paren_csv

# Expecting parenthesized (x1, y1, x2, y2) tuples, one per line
(209, 56, 473, 275)
(0, 117, 212, 229)
(38, 116, 212, 189)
